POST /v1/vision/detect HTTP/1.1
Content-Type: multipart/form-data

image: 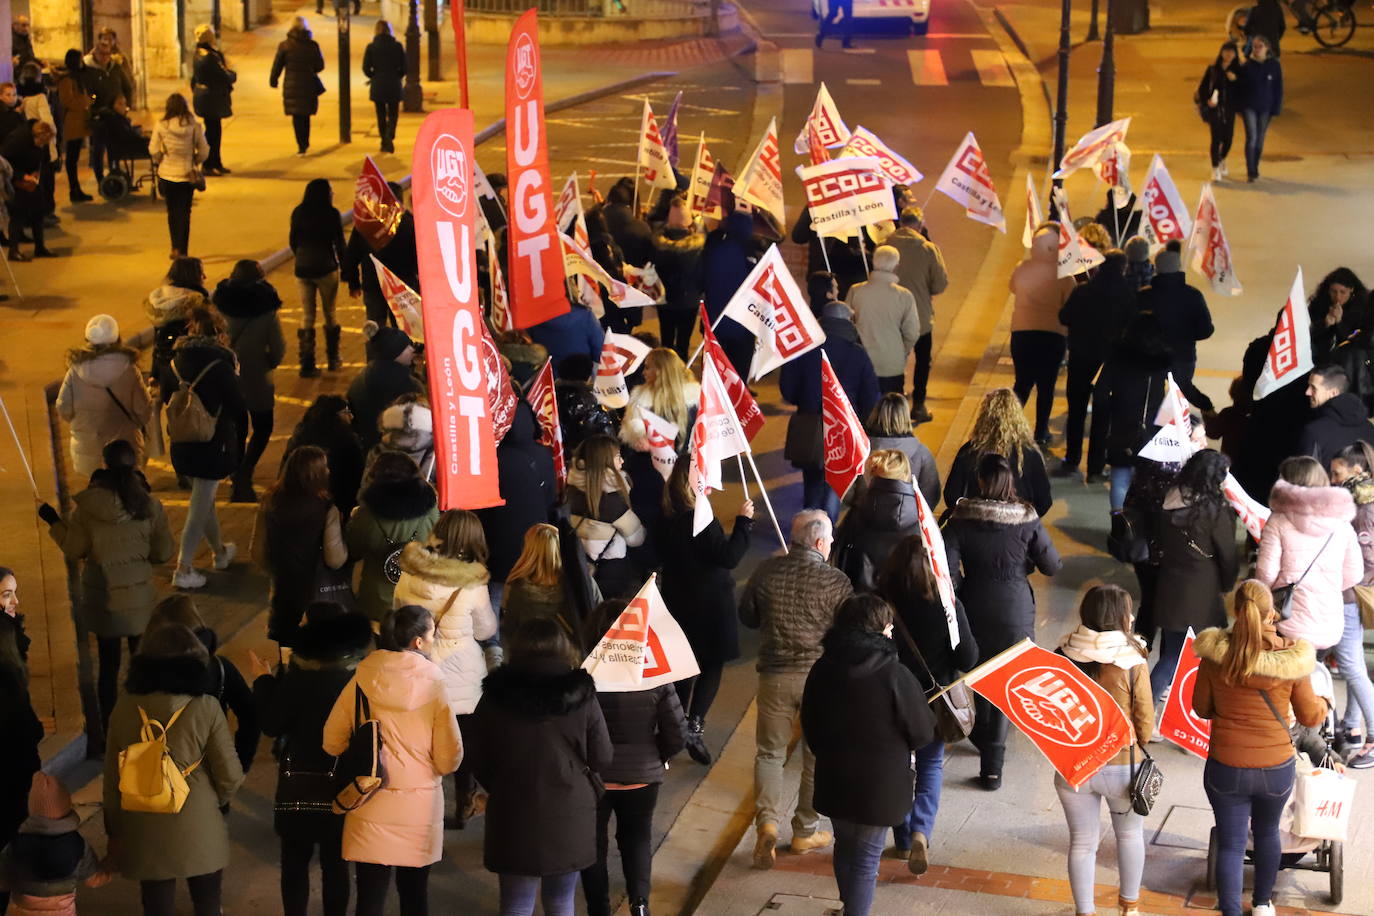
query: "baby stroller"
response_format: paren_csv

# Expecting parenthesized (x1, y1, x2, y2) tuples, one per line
(90, 109, 156, 202)
(1204, 665, 1346, 905)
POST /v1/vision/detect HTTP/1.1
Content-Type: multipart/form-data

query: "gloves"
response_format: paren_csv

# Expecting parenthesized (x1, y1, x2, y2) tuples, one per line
(37, 502, 59, 525)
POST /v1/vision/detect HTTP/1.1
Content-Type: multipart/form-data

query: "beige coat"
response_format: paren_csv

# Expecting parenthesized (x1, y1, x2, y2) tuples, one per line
(1009, 228, 1075, 334)
(57, 345, 153, 477)
(847, 269, 922, 377)
(885, 226, 949, 334)
(322, 649, 462, 867)
(150, 116, 209, 184)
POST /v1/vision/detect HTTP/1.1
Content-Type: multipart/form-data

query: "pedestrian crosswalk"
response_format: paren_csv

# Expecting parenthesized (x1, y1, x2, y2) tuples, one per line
(781, 46, 1017, 88)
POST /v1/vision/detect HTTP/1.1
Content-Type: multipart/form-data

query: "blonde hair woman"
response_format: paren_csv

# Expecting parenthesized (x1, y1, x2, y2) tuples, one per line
(621, 348, 699, 451)
(865, 393, 939, 507)
(837, 450, 919, 592)
(567, 435, 646, 599)
(502, 523, 600, 643)
(942, 388, 1051, 516)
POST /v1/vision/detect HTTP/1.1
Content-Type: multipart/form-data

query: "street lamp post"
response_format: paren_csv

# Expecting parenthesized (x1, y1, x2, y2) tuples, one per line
(337, 0, 352, 143)
(1087, 0, 1100, 41)
(1052, 0, 1071, 184)
(1096, 0, 1116, 126)
(425, 0, 441, 82)
(404, 0, 424, 112)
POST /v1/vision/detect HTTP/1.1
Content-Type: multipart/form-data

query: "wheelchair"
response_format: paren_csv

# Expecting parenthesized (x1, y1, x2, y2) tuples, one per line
(91, 112, 157, 202)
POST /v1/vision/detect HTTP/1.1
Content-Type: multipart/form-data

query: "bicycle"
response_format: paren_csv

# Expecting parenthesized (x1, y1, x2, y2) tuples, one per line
(1288, 0, 1357, 48)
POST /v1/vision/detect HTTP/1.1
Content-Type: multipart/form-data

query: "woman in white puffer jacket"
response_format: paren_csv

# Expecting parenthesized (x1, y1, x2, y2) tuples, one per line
(1257, 456, 1362, 650)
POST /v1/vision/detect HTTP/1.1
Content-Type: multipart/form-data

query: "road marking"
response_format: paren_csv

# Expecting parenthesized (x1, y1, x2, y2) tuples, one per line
(970, 49, 1015, 87)
(846, 78, 882, 85)
(781, 48, 813, 84)
(923, 32, 993, 39)
(843, 47, 877, 54)
(907, 49, 948, 86)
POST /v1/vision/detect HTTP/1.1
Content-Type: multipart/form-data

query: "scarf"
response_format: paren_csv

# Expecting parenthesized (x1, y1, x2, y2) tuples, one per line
(1060, 626, 1147, 669)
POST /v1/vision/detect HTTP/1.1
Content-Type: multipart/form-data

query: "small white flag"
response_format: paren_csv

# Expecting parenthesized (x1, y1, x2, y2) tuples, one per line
(1254, 268, 1313, 401)
(582, 575, 700, 691)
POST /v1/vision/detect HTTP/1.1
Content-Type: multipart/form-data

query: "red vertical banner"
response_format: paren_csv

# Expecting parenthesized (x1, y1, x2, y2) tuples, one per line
(1158, 628, 1211, 759)
(451, 0, 470, 110)
(411, 108, 504, 510)
(504, 10, 568, 329)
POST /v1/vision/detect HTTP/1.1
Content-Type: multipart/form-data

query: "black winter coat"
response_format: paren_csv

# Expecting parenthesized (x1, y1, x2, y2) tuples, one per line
(290, 205, 347, 279)
(1196, 59, 1241, 124)
(942, 443, 1052, 517)
(594, 685, 687, 785)
(344, 216, 420, 298)
(1137, 273, 1213, 364)
(168, 337, 248, 481)
(362, 34, 405, 104)
(1152, 499, 1239, 633)
(269, 30, 325, 117)
(470, 660, 613, 876)
(1298, 393, 1374, 469)
(477, 402, 557, 581)
(657, 510, 753, 667)
(839, 476, 919, 592)
(346, 360, 424, 452)
(944, 499, 1062, 655)
(255, 613, 372, 835)
(599, 202, 653, 268)
(283, 417, 366, 519)
(0, 665, 42, 847)
(1059, 268, 1137, 360)
(555, 380, 618, 455)
(650, 227, 705, 312)
(883, 587, 979, 689)
(1097, 335, 1173, 467)
(197, 629, 260, 775)
(791, 208, 867, 299)
(801, 627, 936, 826)
(191, 45, 234, 119)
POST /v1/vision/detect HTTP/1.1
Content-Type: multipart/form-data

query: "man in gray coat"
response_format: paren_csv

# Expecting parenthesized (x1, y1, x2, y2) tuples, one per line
(739, 510, 854, 870)
(847, 245, 922, 396)
(886, 207, 949, 423)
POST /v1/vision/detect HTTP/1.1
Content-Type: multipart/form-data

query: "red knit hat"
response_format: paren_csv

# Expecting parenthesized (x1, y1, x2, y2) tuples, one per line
(28, 772, 72, 820)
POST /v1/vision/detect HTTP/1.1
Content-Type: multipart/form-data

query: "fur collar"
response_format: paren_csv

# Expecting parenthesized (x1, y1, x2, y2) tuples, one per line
(1267, 479, 1355, 526)
(480, 661, 596, 717)
(292, 613, 374, 665)
(1344, 474, 1374, 507)
(950, 498, 1039, 526)
(172, 335, 233, 357)
(360, 476, 437, 520)
(1194, 626, 1316, 680)
(65, 342, 138, 367)
(398, 541, 489, 589)
(125, 655, 210, 697)
(212, 278, 281, 319)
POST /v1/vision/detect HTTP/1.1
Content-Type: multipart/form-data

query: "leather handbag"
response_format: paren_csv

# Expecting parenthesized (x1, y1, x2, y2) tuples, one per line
(1126, 673, 1163, 815)
(1107, 508, 1150, 565)
(891, 612, 974, 743)
(1271, 531, 1334, 621)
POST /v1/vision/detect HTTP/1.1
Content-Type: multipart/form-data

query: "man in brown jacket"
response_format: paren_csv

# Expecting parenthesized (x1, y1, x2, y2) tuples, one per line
(885, 208, 949, 423)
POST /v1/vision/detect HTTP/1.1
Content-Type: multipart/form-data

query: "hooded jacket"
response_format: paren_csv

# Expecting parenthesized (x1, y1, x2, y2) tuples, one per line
(344, 476, 440, 621)
(1257, 480, 1363, 649)
(1193, 625, 1324, 768)
(1297, 392, 1374, 468)
(840, 476, 920, 592)
(46, 477, 174, 638)
(56, 343, 152, 477)
(1060, 627, 1154, 766)
(322, 649, 462, 867)
(1151, 492, 1239, 633)
(862, 433, 940, 509)
(739, 545, 854, 674)
(779, 305, 880, 469)
(130, 283, 203, 401)
(391, 542, 498, 715)
(594, 685, 687, 785)
(801, 626, 935, 826)
(847, 268, 922, 376)
(470, 659, 613, 876)
(269, 28, 325, 117)
(346, 359, 425, 452)
(212, 276, 285, 411)
(1137, 272, 1214, 364)
(650, 226, 705, 312)
(1009, 229, 1074, 334)
(477, 401, 557, 581)
(885, 226, 948, 334)
(149, 115, 208, 184)
(370, 402, 435, 478)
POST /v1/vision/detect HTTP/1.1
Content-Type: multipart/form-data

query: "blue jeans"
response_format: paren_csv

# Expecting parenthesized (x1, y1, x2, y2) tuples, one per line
(1109, 465, 1135, 511)
(801, 466, 840, 523)
(1204, 757, 1295, 916)
(892, 739, 944, 849)
(1149, 628, 1188, 701)
(1335, 602, 1374, 736)
(498, 872, 578, 916)
(1242, 109, 1272, 178)
(830, 818, 888, 916)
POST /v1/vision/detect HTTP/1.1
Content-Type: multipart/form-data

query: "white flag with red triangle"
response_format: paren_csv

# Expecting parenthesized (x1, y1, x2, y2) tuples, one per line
(560, 233, 657, 309)
(592, 332, 651, 409)
(792, 82, 851, 154)
(1254, 267, 1313, 401)
(1094, 140, 1133, 207)
(1022, 173, 1044, 248)
(1053, 117, 1132, 179)
(1186, 184, 1242, 297)
(1154, 372, 1194, 428)
(690, 354, 751, 535)
(638, 99, 677, 190)
(1223, 472, 1271, 542)
(821, 350, 870, 500)
(688, 132, 717, 217)
(933, 132, 1005, 232)
(1136, 154, 1192, 251)
(720, 245, 826, 380)
(638, 405, 681, 481)
(806, 118, 830, 167)
(582, 575, 700, 691)
(523, 357, 566, 490)
(1051, 188, 1105, 278)
(370, 255, 425, 341)
(737, 117, 786, 226)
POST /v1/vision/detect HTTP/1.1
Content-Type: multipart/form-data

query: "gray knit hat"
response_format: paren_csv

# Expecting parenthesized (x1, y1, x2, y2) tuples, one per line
(1155, 240, 1183, 274)
(1124, 236, 1151, 264)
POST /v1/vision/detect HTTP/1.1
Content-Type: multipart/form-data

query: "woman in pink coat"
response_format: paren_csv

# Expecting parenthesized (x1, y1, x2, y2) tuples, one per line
(1257, 457, 1363, 651)
(323, 605, 462, 916)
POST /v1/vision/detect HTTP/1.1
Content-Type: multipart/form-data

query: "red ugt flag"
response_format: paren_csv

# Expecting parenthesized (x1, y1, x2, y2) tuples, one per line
(1158, 628, 1210, 759)
(963, 640, 1133, 788)
(353, 156, 404, 251)
(699, 304, 764, 441)
(523, 357, 566, 491)
(820, 350, 869, 499)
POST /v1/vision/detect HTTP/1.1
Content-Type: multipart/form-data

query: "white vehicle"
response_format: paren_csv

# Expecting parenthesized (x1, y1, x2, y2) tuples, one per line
(811, 0, 932, 35)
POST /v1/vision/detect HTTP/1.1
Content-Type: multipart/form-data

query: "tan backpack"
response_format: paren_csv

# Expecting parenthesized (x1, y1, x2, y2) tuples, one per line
(166, 360, 222, 444)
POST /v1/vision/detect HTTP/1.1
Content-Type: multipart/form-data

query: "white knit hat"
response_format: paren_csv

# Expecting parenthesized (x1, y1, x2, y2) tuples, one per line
(85, 314, 119, 346)
(381, 402, 433, 434)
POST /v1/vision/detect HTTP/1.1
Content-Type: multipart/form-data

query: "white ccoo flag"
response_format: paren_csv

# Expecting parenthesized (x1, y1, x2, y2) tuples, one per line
(1054, 117, 1132, 179)
(1186, 184, 1242, 296)
(792, 82, 852, 154)
(719, 245, 826, 379)
(933, 132, 1005, 232)
(638, 100, 678, 190)
(1135, 154, 1192, 252)
(689, 354, 751, 535)
(1254, 268, 1312, 401)
(737, 117, 785, 226)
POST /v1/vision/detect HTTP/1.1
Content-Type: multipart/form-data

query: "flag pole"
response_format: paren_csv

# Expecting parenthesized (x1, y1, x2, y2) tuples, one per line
(927, 638, 1035, 702)
(857, 233, 869, 277)
(743, 449, 787, 550)
(735, 453, 749, 499)
(0, 394, 40, 499)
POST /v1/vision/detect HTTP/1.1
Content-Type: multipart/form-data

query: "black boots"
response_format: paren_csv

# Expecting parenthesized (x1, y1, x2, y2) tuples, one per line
(298, 328, 320, 378)
(630, 899, 650, 916)
(229, 475, 256, 503)
(325, 324, 342, 372)
(685, 715, 712, 765)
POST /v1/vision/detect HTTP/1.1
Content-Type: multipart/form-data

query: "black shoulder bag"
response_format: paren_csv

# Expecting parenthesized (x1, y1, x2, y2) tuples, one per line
(1126, 670, 1164, 815)
(1270, 531, 1334, 621)
(890, 611, 974, 743)
(332, 686, 387, 813)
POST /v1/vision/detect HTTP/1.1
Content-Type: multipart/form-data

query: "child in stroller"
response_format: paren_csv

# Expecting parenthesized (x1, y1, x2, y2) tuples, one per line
(90, 96, 153, 200)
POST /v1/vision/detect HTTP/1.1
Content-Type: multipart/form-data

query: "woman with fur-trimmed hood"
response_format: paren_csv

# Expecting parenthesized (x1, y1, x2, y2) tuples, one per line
(127, 258, 209, 404)
(57, 315, 153, 477)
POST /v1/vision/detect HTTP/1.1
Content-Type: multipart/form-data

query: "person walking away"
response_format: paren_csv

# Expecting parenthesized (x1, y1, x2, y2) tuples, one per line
(56, 50, 94, 202)
(1299, 366, 1374, 469)
(1009, 226, 1075, 444)
(1095, 312, 1175, 510)
(944, 454, 1062, 788)
(739, 509, 854, 868)
(191, 25, 234, 175)
(837, 450, 920, 592)
(814, 0, 854, 48)
(253, 603, 373, 916)
(1055, 585, 1154, 916)
(2, 119, 55, 259)
(392, 510, 498, 827)
(346, 326, 423, 451)
(555, 354, 619, 455)
(780, 275, 881, 521)
(1197, 42, 1243, 180)
(1057, 249, 1136, 479)
(131, 258, 209, 409)
(578, 598, 687, 916)
(703, 200, 767, 382)
(1135, 241, 1214, 409)
(862, 393, 940, 507)
(169, 306, 247, 589)
(942, 388, 1053, 516)
(801, 594, 935, 915)
(1327, 442, 1374, 766)
(57, 314, 153, 477)
(469, 617, 613, 916)
(620, 347, 699, 544)
(253, 446, 347, 644)
(345, 451, 440, 623)
(528, 300, 605, 371)
(650, 195, 706, 360)
(501, 522, 602, 644)
(270, 17, 326, 157)
(283, 395, 366, 518)
(1148, 449, 1239, 702)
(0, 772, 111, 912)
(101, 623, 245, 916)
(343, 182, 420, 327)
(875, 537, 977, 870)
(362, 22, 405, 154)
(658, 459, 753, 765)
(885, 208, 948, 423)
(1239, 35, 1282, 182)
(1193, 581, 1327, 916)
(567, 435, 646, 600)
(38, 440, 173, 731)
(847, 245, 922, 395)
(1244, 0, 1285, 56)
(81, 32, 133, 182)
(149, 93, 208, 260)
(322, 606, 462, 916)
(213, 259, 285, 502)
(289, 178, 348, 376)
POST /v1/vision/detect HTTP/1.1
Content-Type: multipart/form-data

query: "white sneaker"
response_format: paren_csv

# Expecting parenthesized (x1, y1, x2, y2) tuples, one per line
(173, 568, 207, 590)
(1220, 161, 1230, 176)
(1252, 904, 1276, 916)
(213, 542, 237, 570)
(1212, 166, 1223, 181)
